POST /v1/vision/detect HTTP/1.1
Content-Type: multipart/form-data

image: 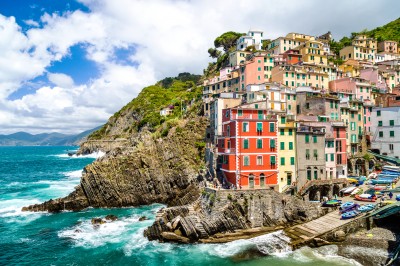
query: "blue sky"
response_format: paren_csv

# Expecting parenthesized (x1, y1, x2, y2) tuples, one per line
(0, 0, 399, 134)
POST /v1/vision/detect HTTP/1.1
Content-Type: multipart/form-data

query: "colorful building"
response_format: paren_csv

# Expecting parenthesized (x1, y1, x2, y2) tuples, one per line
(378, 40, 398, 53)
(217, 106, 278, 189)
(277, 114, 296, 191)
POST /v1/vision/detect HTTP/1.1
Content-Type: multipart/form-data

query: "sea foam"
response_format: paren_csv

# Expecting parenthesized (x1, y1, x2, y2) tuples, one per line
(55, 151, 105, 159)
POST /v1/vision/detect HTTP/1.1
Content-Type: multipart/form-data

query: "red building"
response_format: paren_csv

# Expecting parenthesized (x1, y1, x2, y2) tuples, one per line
(282, 49, 302, 65)
(333, 123, 348, 178)
(217, 107, 278, 189)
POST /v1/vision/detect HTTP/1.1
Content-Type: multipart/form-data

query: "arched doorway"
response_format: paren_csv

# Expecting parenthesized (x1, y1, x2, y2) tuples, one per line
(260, 173, 265, 187)
(249, 174, 254, 188)
(355, 159, 365, 175)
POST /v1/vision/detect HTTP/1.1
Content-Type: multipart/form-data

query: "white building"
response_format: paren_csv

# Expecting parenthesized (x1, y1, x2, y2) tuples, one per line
(236, 29, 264, 51)
(370, 107, 400, 158)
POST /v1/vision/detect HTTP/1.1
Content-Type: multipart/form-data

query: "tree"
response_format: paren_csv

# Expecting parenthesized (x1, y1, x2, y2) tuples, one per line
(214, 31, 244, 52)
(207, 48, 221, 58)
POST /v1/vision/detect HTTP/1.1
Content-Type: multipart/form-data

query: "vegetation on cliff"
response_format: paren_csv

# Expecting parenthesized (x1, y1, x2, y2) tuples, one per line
(89, 73, 203, 140)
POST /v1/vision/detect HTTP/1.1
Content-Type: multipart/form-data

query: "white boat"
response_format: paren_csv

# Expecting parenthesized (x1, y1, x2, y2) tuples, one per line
(359, 194, 373, 199)
(344, 186, 356, 194)
(383, 165, 400, 172)
(368, 173, 377, 179)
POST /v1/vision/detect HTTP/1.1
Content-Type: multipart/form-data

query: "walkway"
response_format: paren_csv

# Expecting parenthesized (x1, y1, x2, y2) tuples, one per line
(285, 210, 365, 246)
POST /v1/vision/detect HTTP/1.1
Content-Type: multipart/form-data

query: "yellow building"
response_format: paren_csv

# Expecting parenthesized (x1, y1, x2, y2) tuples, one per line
(352, 35, 377, 49)
(298, 40, 328, 66)
(271, 64, 329, 90)
(228, 51, 251, 67)
(277, 114, 297, 192)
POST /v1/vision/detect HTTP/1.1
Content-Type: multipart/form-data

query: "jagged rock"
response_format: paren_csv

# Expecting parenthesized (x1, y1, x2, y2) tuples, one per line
(91, 218, 105, 225)
(22, 117, 207, 213)
(105, 215, 118, 221)
(334, 230, 346, 242)
(161, 232, 190, 243)
(139, 216, 148, 221)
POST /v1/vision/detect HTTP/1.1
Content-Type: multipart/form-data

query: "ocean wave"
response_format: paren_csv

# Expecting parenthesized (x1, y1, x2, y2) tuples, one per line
(292, 245, 362, 265)
(55, 151, 105, 159)
(63, 170, 83, 179)
(0, 198, 46, 222)
(58, 214, 142, 248)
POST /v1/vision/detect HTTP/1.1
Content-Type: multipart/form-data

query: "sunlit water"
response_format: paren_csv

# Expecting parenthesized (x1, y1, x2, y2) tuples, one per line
(0, 146, 361, 265)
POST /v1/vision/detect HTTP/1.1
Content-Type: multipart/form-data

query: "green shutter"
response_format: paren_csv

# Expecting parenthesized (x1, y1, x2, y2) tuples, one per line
(305, 134, 310, 143)
(390, 131, 395, 137)
(270, 156, 276, 164)
(390, 120, 394, 126)
(289, 142, 293, 150)
(257, 122, 263, 131)
(290, 157, 295, 165)
(280, 157, 285, 165)
(244, 139, 249, 149)
(280, 129, 285, 135)
(289, 129, 293, 136)
(330, 153, 334, 161)
(313, 135, 317, 143)
(280, 142, 285, 150)
(257, 139, 262, 148)
(270, 139, 275, 148)
(281, 117, 286, 124)
(269, 123, 275, 132)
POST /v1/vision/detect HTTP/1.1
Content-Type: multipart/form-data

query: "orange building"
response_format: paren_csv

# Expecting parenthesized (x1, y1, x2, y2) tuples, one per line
(217, 107, 278, 189)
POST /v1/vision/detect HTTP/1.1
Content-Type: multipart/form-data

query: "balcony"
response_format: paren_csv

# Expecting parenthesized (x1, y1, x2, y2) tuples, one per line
(224, 148, 236, 154)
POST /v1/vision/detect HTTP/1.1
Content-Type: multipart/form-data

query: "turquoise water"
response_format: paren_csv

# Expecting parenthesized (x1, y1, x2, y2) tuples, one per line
(0, 146, 360, 265)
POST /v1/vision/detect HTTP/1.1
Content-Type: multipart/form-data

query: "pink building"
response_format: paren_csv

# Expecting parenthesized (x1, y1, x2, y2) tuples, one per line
(239, 54, 267, 91)
(359, 68, 387, 90)
(329, 77, 372, 101)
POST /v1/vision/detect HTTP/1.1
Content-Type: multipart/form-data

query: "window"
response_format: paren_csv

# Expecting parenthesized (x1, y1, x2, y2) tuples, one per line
(313, 135, 317, 143)
(280, 142, 285, 150)
(281, 117, 286, 124)
(258, 67, 261, 71)
(330, 153, 334, 161)
(306, 149, 310, 160)
(314, 168, 318, 180)
(270, 155, 276, 166)
(390, 131, 395, 137)
(290, 157, 295, 165)
(289, 142, 293, 150)
(390, 120, 394, 126)
(280, 129, 285, 136)
(257, 122, 263, 133)
(313, 149, 318, 160)
(238, 110, 243, 116)
(243, 122, 249, 132)
(307, 167, 311, 180)
(358, 114, 361, 121)
(270, 139, 276, 149)
(269, 123, 275, 132)
(379, 131, 383, 138)
(243, 156, 250, 166)
(281, 157, 285, 165)
(389, 144, 394, 151)
(243, 139, 249, 149)
(289, 129, 293, 136)
(378, 121, 382, 127)
(257, 155, 263, 165)
(305, 134, 310, 143)
(377, 110, 381, 116)
(257, 139, 263, 149)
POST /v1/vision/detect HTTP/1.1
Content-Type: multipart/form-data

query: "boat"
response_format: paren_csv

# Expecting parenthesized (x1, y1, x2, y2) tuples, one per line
(373, 185, 388, 191)
(371, 179, 395, 185)
(396, 195, 400, 201)
(343, 186, 357, 195)
(347, 178, 359, 184)
(340, 201, 354, 210)
(381, 200, 396, 206)
(341, 210, 360, 219)
(359, 204, 376, 213)
(382, 165, 400, 172)
(368, 173, 378, 179)
(340, 203, 360, 214)
(322, 199, 342, 207)
(355, 194, 376, 202)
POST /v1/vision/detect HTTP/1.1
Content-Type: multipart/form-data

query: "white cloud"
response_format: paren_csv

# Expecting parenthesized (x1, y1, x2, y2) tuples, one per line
(47, 73, 75, 88)
(0, 0, 399, 134)
(23, 19, 39, 27)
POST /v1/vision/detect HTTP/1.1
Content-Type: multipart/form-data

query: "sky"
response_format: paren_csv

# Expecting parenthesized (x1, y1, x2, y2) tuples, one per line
(0, 0, 399, 135)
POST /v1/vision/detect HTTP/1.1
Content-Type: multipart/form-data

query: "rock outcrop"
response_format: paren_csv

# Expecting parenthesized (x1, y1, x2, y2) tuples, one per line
(144, 188, 327, 243)
(22, 117, 207, 212)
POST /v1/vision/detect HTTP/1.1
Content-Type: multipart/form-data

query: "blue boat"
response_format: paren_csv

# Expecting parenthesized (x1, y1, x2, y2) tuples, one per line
(396, 195, 400, 201)
(340, 203, 360, 214)
(359, 204, 375, 213)
(341, 210, 360, 219)
(340, 201, 354, 210)
(322, 199, 342, 207)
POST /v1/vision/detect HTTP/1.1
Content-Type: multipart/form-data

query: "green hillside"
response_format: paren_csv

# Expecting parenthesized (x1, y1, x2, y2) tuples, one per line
(363, 17, 400, 43)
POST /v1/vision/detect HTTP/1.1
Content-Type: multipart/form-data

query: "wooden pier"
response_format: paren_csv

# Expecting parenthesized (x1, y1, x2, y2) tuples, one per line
(285, 210, 366, 247)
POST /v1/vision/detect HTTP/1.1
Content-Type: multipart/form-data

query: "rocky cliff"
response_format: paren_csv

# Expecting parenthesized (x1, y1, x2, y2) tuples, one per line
(23, 76, 208, 212)
(144, 188, 328, 243)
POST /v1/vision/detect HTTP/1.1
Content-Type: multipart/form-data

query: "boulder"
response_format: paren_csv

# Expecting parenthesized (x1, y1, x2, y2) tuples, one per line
(139, 216, 148, 221)
(105, 214, 118, 221)
(161, 232, 190, 243)
(91, 218, 105, 225)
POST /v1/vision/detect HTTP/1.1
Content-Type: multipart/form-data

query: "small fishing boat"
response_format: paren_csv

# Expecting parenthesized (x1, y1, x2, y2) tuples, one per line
(343, 186, 357, 195)
(396, 195, 400, 201)
(322, 199, 342, 207)
(355, 194, 376, 202)
(347, 178, 359, 184)
(351, 188, 361, 196)
(341, 210, 359, 220)
(371, 179, 395, 185)
(340, 203, 360, 214)
(359, 204, 375, 213)
(340, 201, 354, 210)
(381, 200, 396, 206)
(373, 185, 387, 191)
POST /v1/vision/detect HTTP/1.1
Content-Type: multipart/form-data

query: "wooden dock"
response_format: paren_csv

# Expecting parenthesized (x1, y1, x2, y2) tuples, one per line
(285, 210, 365, 246)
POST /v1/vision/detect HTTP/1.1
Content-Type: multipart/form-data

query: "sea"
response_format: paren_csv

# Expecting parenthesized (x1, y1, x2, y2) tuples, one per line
(0, 146, 362, 266)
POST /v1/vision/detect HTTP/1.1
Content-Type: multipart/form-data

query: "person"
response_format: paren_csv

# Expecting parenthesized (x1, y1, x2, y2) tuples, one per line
(389, 191, 393, 199)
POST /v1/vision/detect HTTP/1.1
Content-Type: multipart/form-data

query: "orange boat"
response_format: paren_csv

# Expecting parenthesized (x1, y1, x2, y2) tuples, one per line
(355, 194, 376, 202)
